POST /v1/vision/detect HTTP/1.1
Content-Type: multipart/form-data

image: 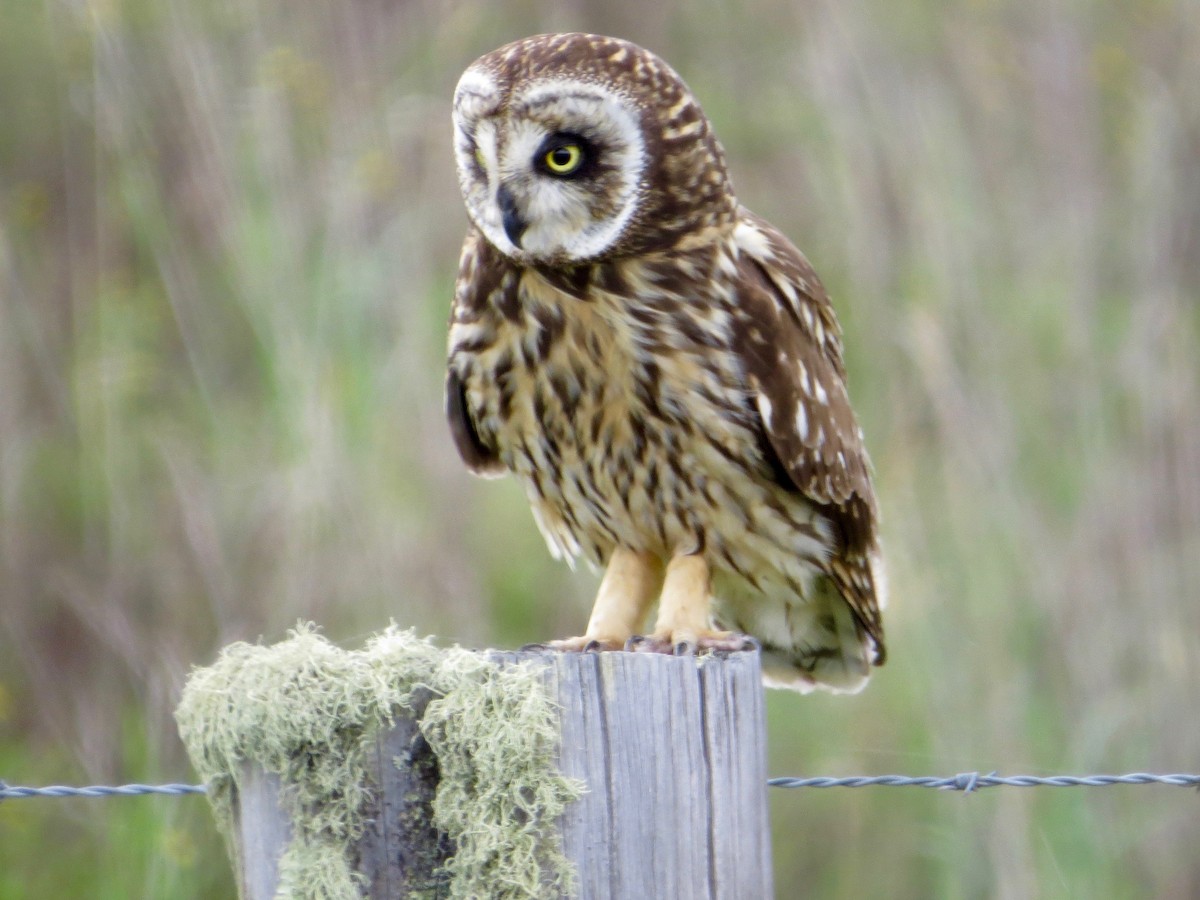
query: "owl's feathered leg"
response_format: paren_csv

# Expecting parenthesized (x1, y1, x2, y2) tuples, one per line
(546, 548, 663, 651)
(633, 555, 754, 655)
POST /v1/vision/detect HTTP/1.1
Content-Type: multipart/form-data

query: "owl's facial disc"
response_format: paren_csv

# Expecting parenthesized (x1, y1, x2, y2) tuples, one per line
(453, 71, 647, 265)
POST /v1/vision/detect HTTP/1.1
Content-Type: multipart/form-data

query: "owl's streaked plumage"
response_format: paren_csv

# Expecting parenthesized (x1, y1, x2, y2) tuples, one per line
(446, 33, 886, 693)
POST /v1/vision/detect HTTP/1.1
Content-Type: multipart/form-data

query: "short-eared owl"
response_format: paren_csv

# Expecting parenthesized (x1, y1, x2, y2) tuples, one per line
(447, 33, 886, 692)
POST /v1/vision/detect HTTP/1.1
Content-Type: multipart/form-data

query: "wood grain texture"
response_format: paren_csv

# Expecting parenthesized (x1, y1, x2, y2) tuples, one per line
(551, 651, 773, 900)
(235, 767, 290, 900)
(233, 649, 772, 899)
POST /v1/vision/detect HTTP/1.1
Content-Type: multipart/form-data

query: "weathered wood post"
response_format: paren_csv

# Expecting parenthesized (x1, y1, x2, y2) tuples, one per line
(177, 628, 773, 899)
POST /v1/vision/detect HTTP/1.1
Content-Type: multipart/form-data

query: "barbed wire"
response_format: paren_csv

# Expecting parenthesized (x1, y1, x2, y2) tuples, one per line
(768, 772, 1200, 793)
(3, 772, 1198, 801)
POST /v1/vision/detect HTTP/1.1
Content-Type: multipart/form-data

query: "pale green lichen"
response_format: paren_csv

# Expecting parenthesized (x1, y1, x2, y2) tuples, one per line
(421, 653, 581, 899)
(175, 624, 582, 900)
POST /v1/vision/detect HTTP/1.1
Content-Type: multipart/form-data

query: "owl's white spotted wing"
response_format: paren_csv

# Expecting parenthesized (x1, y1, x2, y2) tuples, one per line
(731, 210, 886, 662)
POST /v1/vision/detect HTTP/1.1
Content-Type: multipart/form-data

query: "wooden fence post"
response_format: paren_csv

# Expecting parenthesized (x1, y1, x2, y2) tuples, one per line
(225, 648, 772, 899)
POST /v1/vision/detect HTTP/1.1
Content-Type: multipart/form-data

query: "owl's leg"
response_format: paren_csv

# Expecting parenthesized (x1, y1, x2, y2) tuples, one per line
(633, 554, 755, 655)
(545, 548, 663, 651)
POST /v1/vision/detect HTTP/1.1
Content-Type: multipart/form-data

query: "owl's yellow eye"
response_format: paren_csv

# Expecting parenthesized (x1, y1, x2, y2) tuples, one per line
(543, 143, 584, 175)
(474, 147, 486, 169)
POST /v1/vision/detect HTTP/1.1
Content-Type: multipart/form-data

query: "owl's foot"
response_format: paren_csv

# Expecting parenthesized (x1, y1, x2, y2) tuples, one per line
(627, 630, 758, 657)
(529, 551, 664, 655)
(625, 555, 756, 656)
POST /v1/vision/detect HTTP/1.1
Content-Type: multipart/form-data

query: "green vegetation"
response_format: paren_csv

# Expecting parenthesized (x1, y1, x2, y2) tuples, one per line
(2, 0, 1198, 897)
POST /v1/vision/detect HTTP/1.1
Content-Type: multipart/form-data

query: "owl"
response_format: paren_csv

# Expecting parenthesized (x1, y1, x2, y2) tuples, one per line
(446, 33, 886, 693)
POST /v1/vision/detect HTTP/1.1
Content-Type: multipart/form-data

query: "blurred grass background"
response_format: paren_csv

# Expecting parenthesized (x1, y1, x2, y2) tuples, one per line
(1, 0, 1198, 896)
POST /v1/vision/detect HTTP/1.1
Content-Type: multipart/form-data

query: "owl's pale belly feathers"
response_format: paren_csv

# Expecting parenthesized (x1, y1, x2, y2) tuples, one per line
(448, 245, 862, 684)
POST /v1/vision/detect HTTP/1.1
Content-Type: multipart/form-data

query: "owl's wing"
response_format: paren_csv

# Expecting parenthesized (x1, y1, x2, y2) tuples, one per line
(732, 210, 886, 662)
(445, 228, 507, 477)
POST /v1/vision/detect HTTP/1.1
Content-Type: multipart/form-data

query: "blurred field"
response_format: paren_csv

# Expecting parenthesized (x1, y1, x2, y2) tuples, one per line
(2, 0, 1198, 896)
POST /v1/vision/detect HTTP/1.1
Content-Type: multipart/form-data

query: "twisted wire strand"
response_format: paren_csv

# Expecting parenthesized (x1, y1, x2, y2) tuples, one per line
(768, 772, 1200, 793)
(3, 772, 1198, 801)
(0, 781, 207, 800)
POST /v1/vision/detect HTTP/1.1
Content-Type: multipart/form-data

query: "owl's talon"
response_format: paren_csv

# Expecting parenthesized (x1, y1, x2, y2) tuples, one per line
(630, 636, 669, 654)
(625, 629, 758, 655)
(627, 635, 681, 654)
(707, 636, 753, 653)
(520, 642, 550, 652)
(544, 636, 626, 652)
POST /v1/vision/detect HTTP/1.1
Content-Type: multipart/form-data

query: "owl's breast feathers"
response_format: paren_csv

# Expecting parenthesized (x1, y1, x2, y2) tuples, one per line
(446, 212, 885, 664)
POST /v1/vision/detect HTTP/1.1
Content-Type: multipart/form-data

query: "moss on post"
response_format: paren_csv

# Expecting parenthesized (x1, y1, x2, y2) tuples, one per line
(175, 624, 582, 900)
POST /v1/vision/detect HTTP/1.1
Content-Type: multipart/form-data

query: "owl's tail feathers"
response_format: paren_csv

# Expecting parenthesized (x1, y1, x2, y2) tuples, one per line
(758, 584, 875, 694)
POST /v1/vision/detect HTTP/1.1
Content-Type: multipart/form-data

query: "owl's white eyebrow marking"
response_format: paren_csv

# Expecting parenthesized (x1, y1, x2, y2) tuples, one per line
(517, 91, 608, 112)
(513, 80, 612, 111)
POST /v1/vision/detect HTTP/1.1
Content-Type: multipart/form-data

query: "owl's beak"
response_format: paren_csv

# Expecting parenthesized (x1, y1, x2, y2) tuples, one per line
(496, 184, 527, 248)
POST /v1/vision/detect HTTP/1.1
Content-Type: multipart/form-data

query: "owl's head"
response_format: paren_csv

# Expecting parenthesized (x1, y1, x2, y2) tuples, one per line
(452, 33, 737, 267)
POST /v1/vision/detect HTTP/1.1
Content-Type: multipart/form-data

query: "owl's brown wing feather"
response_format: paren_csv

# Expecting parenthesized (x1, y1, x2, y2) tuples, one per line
(446, 367, 504, 475)
(732, 211, 886, 662)
(446, 228, 507, 477)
